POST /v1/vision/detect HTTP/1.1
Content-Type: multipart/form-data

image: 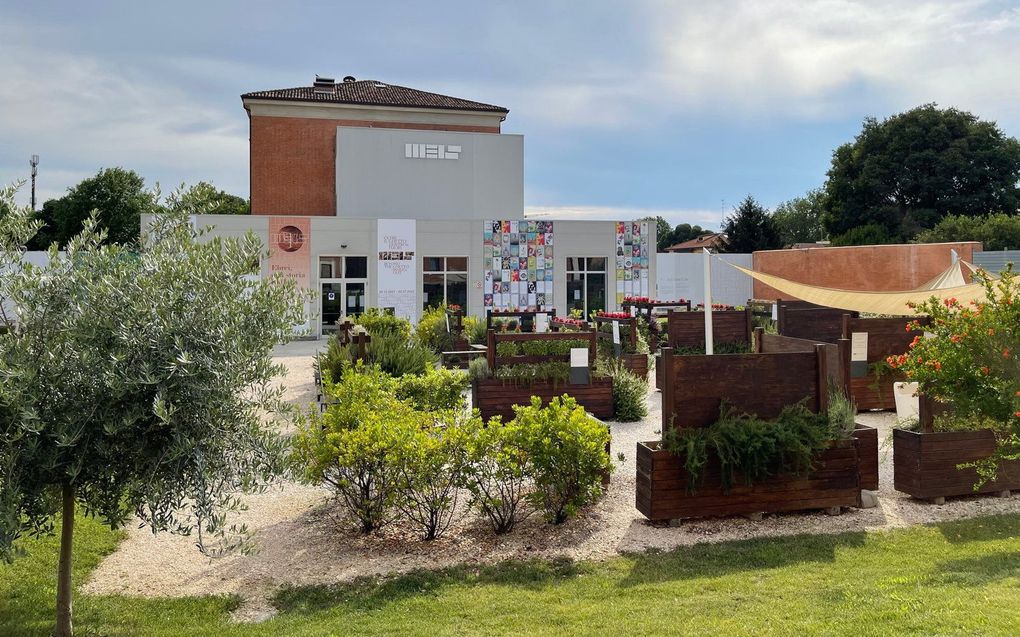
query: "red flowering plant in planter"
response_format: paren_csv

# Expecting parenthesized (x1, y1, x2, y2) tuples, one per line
(552, 316, 587, 329)
(889, 265, 1019, 449)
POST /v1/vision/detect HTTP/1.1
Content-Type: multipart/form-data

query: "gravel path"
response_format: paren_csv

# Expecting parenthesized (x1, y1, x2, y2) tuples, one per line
(84, 341, 1020, 618)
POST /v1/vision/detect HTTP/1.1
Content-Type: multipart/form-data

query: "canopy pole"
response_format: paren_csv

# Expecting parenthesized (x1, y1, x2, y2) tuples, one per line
(704, 248, 713, 355)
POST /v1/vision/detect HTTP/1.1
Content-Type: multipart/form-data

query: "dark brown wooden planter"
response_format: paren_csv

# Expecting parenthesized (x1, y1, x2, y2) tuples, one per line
(621, 353, 649, 381)
(853, 424, 879, 491)
(472, 378, 614, 422)
(893, 428, 1020, 500)
(636, 438, 863, 521)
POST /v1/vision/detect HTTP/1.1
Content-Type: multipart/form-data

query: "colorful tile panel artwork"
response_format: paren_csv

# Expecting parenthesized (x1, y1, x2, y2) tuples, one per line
(615, 221, 650, 305)
(483, 220, 554, 310)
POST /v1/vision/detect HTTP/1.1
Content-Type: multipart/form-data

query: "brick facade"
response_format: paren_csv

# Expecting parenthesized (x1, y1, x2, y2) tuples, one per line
(249, 116, 501, 216)
(751, 242, 982, 299)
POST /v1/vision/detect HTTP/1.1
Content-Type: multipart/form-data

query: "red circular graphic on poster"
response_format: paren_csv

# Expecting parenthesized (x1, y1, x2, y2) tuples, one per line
(277, 225, 305, 252)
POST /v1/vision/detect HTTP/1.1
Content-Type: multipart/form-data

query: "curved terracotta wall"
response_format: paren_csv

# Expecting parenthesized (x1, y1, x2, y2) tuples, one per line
(751, 242, 982, 300)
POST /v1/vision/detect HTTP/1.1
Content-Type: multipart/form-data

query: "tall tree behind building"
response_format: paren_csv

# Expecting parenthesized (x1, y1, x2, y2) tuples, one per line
(721, 195, 781, 253)
(773, 189, 826, 246)
(823, 104, 1020, 245)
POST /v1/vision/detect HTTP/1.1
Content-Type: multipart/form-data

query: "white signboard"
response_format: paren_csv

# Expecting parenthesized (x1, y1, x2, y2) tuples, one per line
(377, 219, 417, 321)
(570, 347, 589, 368)
(851, 332, 869, 362)
(535, 313, 549, 333)
(612, 320, 621, 345)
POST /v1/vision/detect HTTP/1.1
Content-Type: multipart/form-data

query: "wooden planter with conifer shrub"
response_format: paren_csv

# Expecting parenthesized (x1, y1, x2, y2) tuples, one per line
(636, 438, 863, 521)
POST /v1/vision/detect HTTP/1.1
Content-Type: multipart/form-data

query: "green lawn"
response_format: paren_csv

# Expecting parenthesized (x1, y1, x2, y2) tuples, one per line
(4, 514, 1020, 636)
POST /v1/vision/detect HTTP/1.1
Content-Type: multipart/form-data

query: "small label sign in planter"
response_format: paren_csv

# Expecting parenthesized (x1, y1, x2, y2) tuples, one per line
(570, 347, 590, 384)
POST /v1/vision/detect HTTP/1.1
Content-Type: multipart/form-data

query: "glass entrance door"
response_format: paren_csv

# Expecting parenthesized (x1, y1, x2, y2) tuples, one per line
(319, 255, 369, 335)
(321, 283, 344, 331)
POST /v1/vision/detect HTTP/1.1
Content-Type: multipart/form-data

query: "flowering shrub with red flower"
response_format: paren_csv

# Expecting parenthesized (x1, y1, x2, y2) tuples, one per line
(888, 266, 1019, 429)
(595, 311, 632, 320)
(622, 296, 688, 305)
(552, 316, 588, 329)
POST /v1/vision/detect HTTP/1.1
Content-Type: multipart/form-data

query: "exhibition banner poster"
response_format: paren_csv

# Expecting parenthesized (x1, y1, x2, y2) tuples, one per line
(377, 219, 417, 320)
(268, 217, 311, 291)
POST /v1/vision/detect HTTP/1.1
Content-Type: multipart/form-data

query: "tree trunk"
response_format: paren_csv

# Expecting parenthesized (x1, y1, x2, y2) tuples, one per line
(55, 482, 74, 637)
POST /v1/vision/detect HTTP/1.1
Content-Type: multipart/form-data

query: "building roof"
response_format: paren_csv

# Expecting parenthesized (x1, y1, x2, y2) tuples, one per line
(664, 233, 727, 252)
(242, 76, 509, 114)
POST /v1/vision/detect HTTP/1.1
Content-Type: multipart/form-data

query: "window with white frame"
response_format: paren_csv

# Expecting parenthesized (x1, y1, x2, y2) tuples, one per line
(566, 257, 607, 317)
(422, 256, 468, 310)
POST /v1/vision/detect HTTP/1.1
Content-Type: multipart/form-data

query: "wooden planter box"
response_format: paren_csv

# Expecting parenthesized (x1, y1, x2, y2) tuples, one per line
(472, 378, 614, 422)
(893, 428, 1020, 500)
(853, 424, 879, 491)
(621, 353, 649, 381)
(636, 438, 863, 521)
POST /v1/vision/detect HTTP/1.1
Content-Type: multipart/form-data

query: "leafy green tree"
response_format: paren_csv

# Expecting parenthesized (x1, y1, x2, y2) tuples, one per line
(721, 195, 782, 253)
(177, 181, 250, 215)
(773, 189, 826, 245)
(829, 223, 897, 247)
(659, 223, 708, 251)
(36, 167, 159, 248)
(823, 104, 1020, 244)
(915, 213, 1020, 251)
(0, 184, 303, 637)
(641, 216, 672, 251)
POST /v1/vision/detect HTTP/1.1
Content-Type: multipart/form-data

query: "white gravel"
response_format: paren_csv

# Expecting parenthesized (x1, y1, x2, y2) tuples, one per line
(84, 341, 1020, 618)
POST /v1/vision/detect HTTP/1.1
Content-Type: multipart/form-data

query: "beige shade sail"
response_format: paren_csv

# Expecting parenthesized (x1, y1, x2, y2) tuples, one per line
(915, 260, 969, 290)
(728, 260, 988, 316)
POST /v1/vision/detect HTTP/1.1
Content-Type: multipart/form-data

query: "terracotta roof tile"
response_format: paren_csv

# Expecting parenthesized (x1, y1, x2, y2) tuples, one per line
(242, 78, 508, 114)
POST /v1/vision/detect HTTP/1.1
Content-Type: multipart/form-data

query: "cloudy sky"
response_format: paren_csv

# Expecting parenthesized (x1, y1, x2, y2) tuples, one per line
(3, 0, 1020, 227)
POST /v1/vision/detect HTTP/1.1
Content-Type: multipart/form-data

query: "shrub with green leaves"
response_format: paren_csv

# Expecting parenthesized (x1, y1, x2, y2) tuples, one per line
(597, 358, 647, 422)
(394, 411, 475, 540)
(321, 332, 437, 379)
(415, 304, 456, 353)
(495, 341, 520, 357)
(369, 333, 438, 377)
(465, 315, 487, 344)
(468, 356, 491, 382)
(355, 307, 412, 340)
(293, 368, 409, 533)
(493, 362, 571, 386)
(463, 416, 533, 534)
(827, 384, 858, 438)
(512, 395, 613, 524)
(395, 368, 469, 411)
(662, 402, 834, 492)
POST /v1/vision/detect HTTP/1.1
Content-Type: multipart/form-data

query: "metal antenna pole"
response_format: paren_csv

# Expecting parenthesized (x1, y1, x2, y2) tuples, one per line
(29, 155, 40, 211)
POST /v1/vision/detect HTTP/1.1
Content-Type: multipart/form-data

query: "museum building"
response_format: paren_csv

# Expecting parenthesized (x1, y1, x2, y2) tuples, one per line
(174, 75, 656, 335)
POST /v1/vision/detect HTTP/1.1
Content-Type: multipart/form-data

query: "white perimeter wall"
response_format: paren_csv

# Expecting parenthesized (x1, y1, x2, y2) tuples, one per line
(655, 253, 753, 307)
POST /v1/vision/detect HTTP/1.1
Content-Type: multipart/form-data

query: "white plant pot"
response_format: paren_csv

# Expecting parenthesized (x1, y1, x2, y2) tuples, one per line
(894, 381, 920, 421)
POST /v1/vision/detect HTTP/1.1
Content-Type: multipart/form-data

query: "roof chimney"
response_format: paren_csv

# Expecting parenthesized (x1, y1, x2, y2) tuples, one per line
(342, 75, 356, 83)
(313, 75, 335, 93)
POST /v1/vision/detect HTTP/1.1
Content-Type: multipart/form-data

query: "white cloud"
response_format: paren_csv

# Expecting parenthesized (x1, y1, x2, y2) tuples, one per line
(0, 30, 248, 207)
(469, 1, 1020, 131)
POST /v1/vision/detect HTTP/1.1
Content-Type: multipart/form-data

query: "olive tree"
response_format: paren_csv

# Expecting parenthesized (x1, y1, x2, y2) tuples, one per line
(0, 183, 304, 637)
